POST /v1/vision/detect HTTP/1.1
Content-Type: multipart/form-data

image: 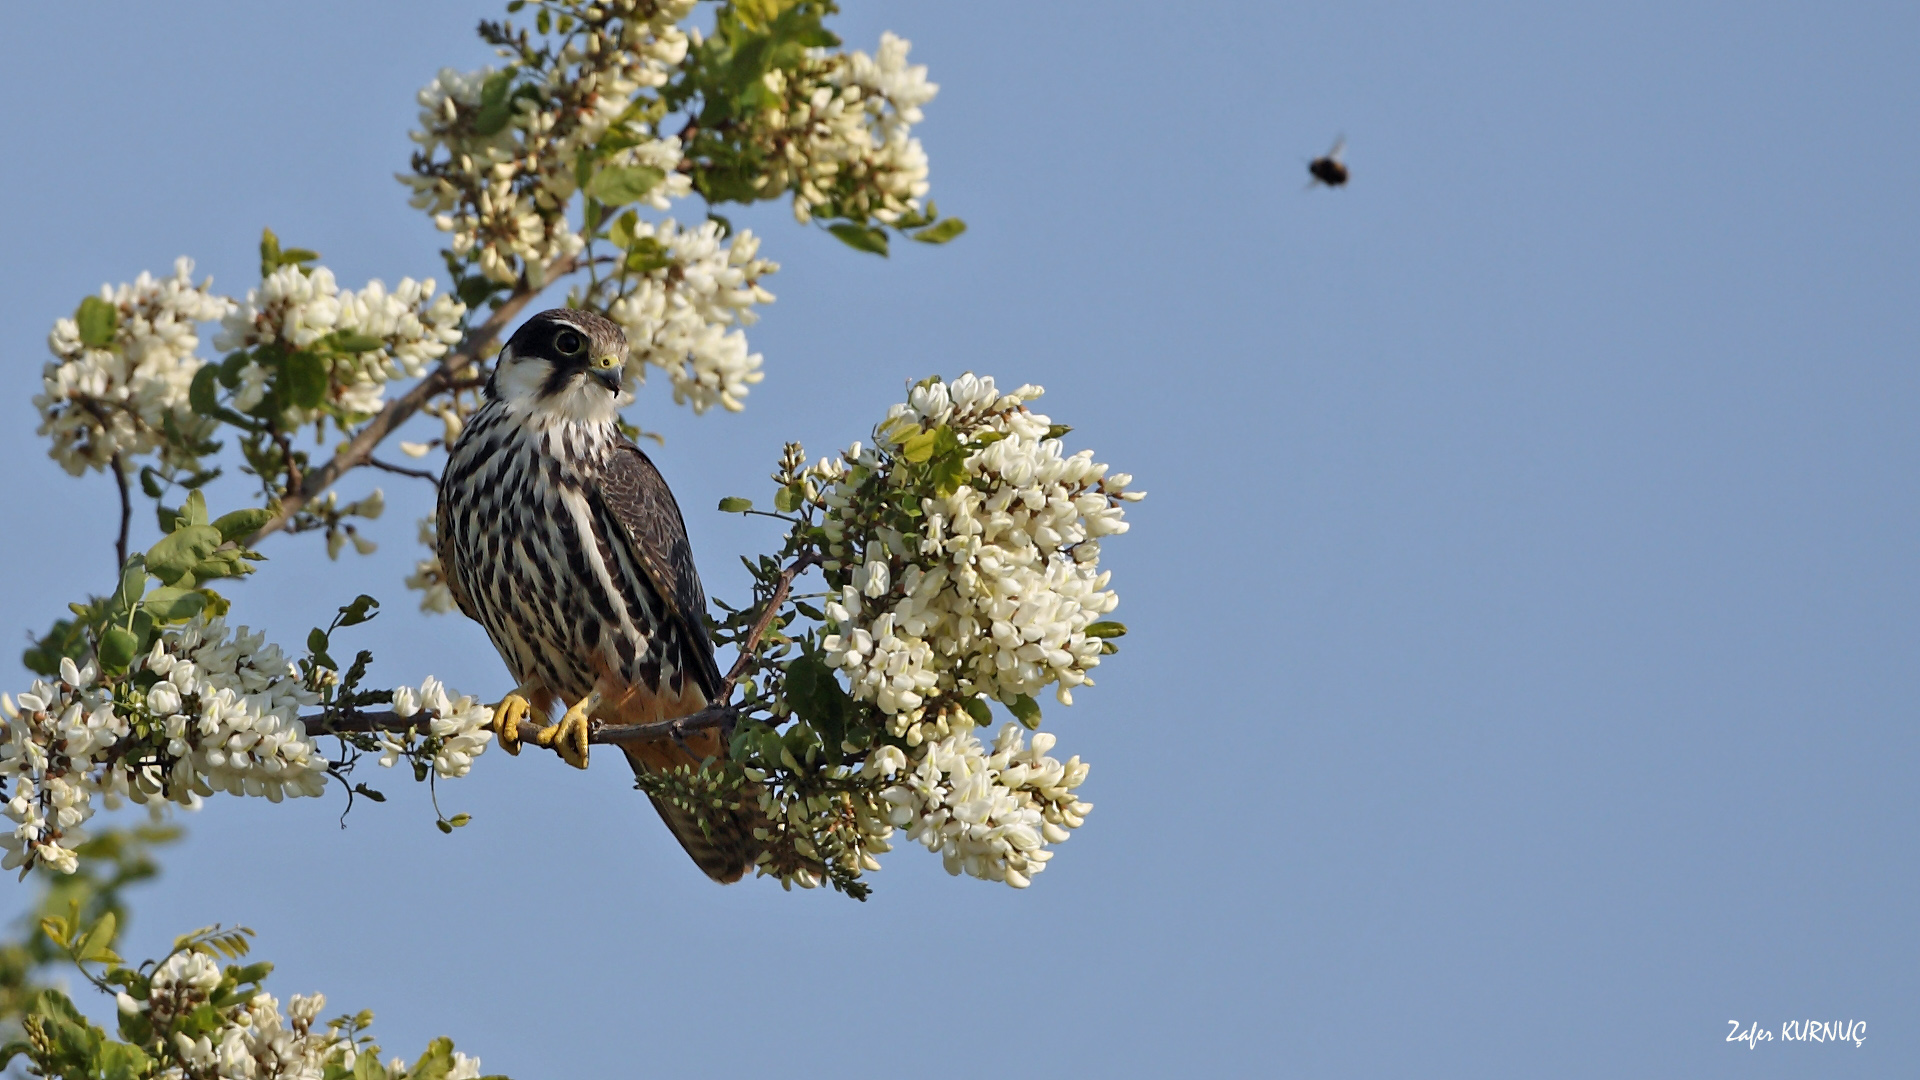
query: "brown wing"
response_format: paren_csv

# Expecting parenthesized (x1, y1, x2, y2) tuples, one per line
(435, 476, 478, 623)
(592, 439, 724, 699)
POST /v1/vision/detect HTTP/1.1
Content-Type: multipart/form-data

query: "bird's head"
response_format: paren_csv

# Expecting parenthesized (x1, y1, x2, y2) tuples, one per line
(488, 308, 630, 423)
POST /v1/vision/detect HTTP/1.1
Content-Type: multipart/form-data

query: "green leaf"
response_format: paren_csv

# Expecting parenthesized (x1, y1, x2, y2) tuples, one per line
(182, 490, 208, 527)
(40, 914, 72, 949)
(827, 222, 889, 256)
(608, 208, 638, 249)
(307, 628, 330, 655)
(212, 507, 273, 543)
(1007, 693, 1042, 730)
(1045, 424, 1074, 440)
(623, 236, 673, 274)
(281, 351, 328, 410)
(963, 696, 993, 725)
(336, 594, 379, 626)
(229, 961, 273, 986)
(1084, 621, 1128, 638)
(411, 1037, 456, 1080)
(141, 587, 206, 624)
(911, 217, 968, 244)
(354, 1049, 391, 1080)
(98, 1042, 152, 1080)
(115, 1009, 153, 1048)
(772, 483, 802, 513)
(899, 427, 942, 463)
(436, 819, 454, 834)
(784, 654, 849, 755)
(75, 295, 118, 348)
(717, 497, 753, 513)
(99, 627, 139, 673)
(146, 524, 222, 585)
(23, 618, 89, 678)
(448, 813, 471, 827)
(76, 912, 117, 962)
(325, 330, 386, 354)
(472, 70, 518, 135)
(586, 164, 666, 207)
(351, 783, 386, 803)
(189, 365, 223, 418)
(259, 228, 282, 277)
(112, 558, 148, 613)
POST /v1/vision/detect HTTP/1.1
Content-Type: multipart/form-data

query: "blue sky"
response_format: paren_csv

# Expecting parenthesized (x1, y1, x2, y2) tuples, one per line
(3, 2, 1916, 1076)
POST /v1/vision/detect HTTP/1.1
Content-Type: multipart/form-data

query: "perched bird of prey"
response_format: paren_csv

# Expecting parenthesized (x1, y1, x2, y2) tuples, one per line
(437, 308, 757, 882)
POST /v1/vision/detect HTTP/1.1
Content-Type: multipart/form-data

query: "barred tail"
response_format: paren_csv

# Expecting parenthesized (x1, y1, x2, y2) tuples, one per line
(635, 773, 763, 883)
(620, 725, 764, 883)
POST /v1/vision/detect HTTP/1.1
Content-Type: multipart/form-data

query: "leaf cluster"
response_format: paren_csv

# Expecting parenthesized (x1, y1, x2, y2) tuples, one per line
(26, 492, 266, 678)
(0, 903, 507, 1080)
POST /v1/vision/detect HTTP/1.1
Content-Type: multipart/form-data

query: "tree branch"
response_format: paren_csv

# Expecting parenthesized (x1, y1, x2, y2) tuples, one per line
(304, 703, 739, 747)
(245, 259, 574, 545)
(366, 456, 440, 485)
(722, 551, 818, 697)
(110, 453, 131, 572)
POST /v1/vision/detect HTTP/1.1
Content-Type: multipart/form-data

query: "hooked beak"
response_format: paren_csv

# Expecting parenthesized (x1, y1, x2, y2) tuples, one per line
(591, 356, 624, 393)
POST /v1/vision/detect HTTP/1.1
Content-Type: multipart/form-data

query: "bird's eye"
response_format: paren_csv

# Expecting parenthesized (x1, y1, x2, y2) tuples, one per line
(555, 330, 584, 355)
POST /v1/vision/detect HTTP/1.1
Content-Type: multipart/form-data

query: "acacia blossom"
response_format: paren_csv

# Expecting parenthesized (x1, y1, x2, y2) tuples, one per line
(215, 266, 466, 419)
(35, 258, 232, 475)
(867, 722, 1090, 888)
(605, 217, 776, 413)
(758, 32, 938, 226)
(403, 0, 698, 285)
(0, 618, 492, 876)
(817, 374, 1139, 719)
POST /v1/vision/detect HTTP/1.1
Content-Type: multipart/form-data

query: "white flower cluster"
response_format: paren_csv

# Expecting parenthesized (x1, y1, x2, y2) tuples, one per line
(0, 618, 496, 875)
(817, 374, 1140, 718)
(0, 660, 120, 875)
(122, 956, 486, 1080)
(867, 721, 1090, 888)
(383, 677, 495, 778)
(404, 516, 458, 614)
(139, 617, 329, 801)
(214, 266, 466, 418)
(34, 257, 232, 475)
(763, 32, 938, 226)
(140, 954, 348, 1080)
(404, 1, 697, 285)
(606, 218, 777, 413)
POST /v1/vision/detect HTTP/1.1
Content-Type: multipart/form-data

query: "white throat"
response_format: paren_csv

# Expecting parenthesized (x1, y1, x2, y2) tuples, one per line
(491, 348, 632, 434)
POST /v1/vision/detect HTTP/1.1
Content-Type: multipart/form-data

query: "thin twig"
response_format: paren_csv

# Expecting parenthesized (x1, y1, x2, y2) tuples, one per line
(246, 258, 574, 546)
(110, 453, 131, 571)
(272, 428, 302, 496)
(366, 456, 440, 485)
(723, 552, 819, 697)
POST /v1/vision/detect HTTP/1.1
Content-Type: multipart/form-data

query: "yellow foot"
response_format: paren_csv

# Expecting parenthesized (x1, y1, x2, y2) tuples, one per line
(534, 690, 599, 770)
(489, 689, 537, 756)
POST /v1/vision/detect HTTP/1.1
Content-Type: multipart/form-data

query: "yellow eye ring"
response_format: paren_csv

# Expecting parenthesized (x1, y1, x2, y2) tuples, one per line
(592, 354, 620, 371)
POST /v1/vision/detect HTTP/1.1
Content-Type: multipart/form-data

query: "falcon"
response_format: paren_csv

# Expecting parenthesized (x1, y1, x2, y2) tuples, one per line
(437, 308, 757, 882)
